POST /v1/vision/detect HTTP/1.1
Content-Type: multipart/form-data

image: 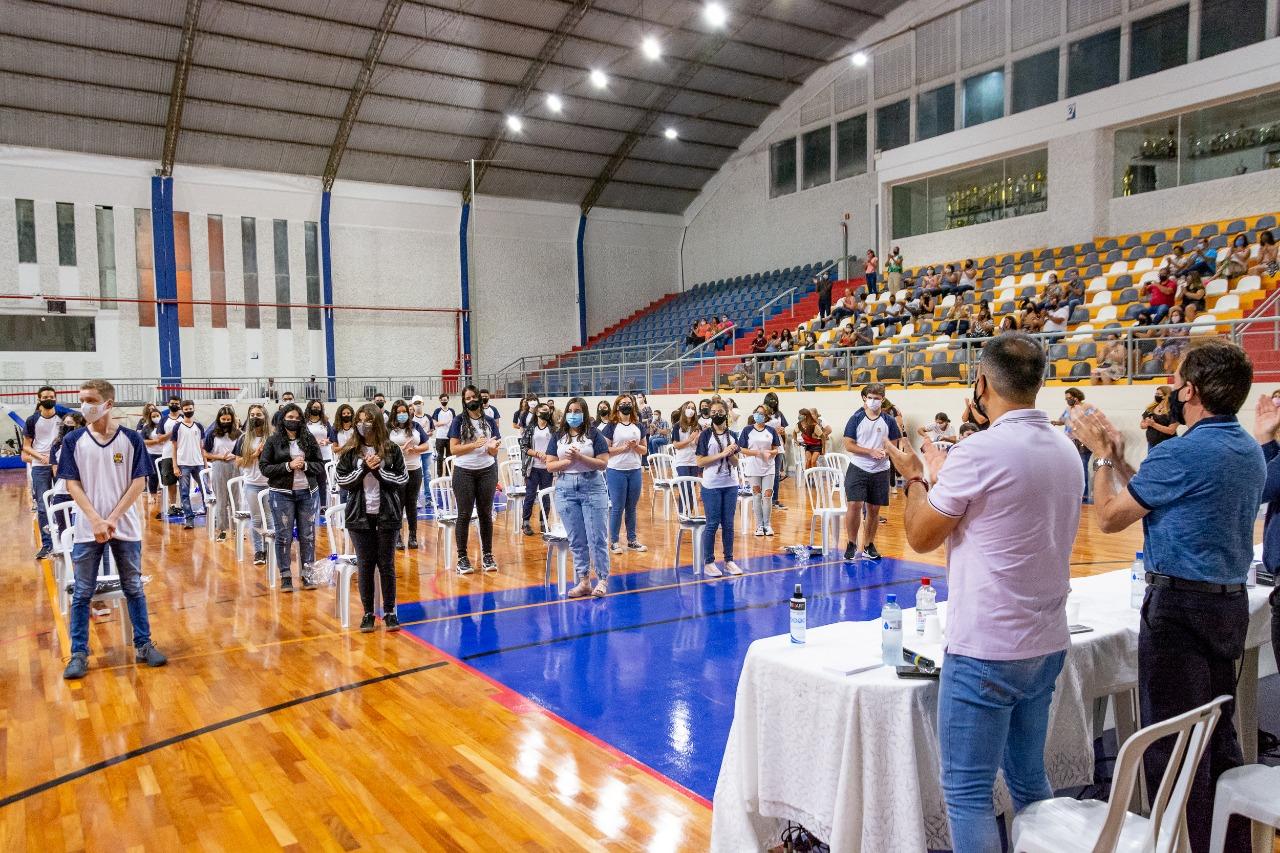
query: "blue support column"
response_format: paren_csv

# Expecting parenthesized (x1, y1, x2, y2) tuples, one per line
(151, 176, 182, 386)
(320, 190, 337, 400)
(459, 202, 473, 375)
(575, 213, 587, 346)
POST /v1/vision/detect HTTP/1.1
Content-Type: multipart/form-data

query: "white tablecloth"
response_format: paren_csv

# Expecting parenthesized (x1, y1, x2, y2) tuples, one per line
(711, 571, 1273, 853)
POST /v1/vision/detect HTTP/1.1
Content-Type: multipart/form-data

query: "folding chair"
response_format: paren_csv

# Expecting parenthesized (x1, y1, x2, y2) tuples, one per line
(804, 466, 847, 556)
(671, 476, 708, 575)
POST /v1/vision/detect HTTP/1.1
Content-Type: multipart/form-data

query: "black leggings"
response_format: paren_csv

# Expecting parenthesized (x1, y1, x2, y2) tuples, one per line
(349, 519, 397, 614)
(401, 467, 423, 540)
(435, 439, 451, 477)
(452, 464, 497, 558)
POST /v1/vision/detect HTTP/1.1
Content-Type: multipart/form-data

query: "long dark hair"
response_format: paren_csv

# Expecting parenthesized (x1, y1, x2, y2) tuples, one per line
(334, 403, 356, 431)
(389, 399, 414, 433)
(238, 404, 269, 468)
(304, 398, 329, 427)
(457, 385, 489, 443)
(343, 403, 393, 459)
(275, 403, 320, 452)
(558, 396, 596, 440)
(210, 404, 241, 439)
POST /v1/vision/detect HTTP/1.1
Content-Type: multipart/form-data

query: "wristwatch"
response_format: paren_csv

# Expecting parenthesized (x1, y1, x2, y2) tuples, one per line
(1092, 457, 1114, 471)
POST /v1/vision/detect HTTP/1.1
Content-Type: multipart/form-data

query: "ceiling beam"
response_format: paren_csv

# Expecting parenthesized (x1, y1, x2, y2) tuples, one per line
(321, 0, 405, 192)
(158, 0, 202, 177)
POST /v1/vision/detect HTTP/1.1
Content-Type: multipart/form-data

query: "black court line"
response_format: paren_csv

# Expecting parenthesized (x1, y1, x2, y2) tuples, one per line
(461, 573, 944, 662)
(0, 659, 449, 809)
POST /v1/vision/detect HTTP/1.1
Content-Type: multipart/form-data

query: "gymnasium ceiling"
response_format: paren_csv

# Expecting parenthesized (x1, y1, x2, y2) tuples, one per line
(0, 0, 902, 214)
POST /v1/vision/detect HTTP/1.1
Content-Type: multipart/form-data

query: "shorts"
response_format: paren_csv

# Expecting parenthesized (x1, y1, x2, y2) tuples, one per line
(158, 458, 178, 487)
(844, 465, 891, 506)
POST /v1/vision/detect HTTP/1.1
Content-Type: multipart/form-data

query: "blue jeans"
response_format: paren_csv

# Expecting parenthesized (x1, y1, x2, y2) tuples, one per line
(554, 471, 610, 581)
(69, 538, 151, 654)
(1149, 304, 1170, 322)
(178, 464, 203, 522)
(605, 467, 643, 545)
(701, 484, 737, 562)
(31, 464, 53, 550)
(269, 488, 318, 579)
(939, 651, 1067, 853)
(523, 467, 554, 525)
(244, 483, 267, 552)
(647, 436, 669, 455)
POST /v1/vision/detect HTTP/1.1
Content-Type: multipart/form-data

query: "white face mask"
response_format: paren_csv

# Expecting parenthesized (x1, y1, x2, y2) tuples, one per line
(80, 401, 109, 422)
(865, 398, 883, 413)
(684, 407, 696, 419)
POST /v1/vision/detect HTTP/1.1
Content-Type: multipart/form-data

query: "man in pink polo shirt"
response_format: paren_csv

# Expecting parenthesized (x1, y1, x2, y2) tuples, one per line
(886, 333, 1082, 853)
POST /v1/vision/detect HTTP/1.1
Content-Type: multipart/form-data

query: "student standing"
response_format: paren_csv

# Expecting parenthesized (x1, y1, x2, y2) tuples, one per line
(333, 403, 357, 449)
(388, 399, 429, 549)
(137, 403, 166, 503)
(520, 402, 556, 536)
(696, 400, 742, 577)
(234, 404, 271, 566)
(336, 404, 409, 633)
(841, 383, 901, 561)
(547, 397, 612, 598)
(60, 379, 167, 680)
(431, 393, 456, 478)
(448, 385, 501, 575)
(593, 399, 612, 432)
(740, 404, 782, 536)
(763, 392, 790, 510)
(23, 385, 62, 559)
(202, 405, 240, 542)
(259, 403, 325, 592)
(303, 399, 335, 503)
(411, 396, 435, 510)
(479, 389, 500, 422)
(601, 393, 648, 554)
(170, 399, 206, 530)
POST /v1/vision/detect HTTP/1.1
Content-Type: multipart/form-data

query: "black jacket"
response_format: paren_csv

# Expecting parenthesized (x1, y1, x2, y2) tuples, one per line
(259, 431, 326, 491)
(334, 443, 408, 529)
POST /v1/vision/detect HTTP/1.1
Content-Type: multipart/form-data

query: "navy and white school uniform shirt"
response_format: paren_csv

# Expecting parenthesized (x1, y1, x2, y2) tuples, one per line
(171, 418, 207, 467)
(482, 403, 500, 422)
(233, 435, 269, 487)
(671, 423, 700, 467)
(202, 429, 238, 460)
(601, 420, 647, 471)
(158, 415, 179, 461)
(389, 422, 430, 471)
(529, 423, 554, 470)
(24, 411, 60, 468)
(766, 411, 789, 433)
(56, 426, 151, 543)
(696, 428, 740, 489)
(738, 425, 782, 478)
(49, 434, 71, 496)
(843, 409, 902, 473)
(413, 413, 435, 447)
(431, 407, 456, 441)
(547, 430, 610, 474)
(335, 426, 355, 449)
(447, 415, 500, 470)
(307, 420, 337, 461)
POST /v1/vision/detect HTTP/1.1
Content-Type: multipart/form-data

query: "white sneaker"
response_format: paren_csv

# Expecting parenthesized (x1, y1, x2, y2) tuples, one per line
(764, 526, 775, 536)
(703, 562, 723, 578)
(626, 541, 647, 553)
(725, 561, 743, 575)
(610, 542, 623, 554)
(754, 526, 765, 537)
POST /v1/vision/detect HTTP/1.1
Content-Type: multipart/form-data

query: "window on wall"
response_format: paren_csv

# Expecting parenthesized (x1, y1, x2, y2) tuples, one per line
(916, 84, 955, 142)
(769, 139, 797, 197)
(241, 217, 260, 330)
(1012, 49, 1059, 114)
(304, 222, 322, 331)
(0, 315, 96, 352)
(273, 220, 290, 330)
(56, 203, 76, 266)
(1199, 0, 1266, 58)
(891, 148, 1048, 238)
(963, 69, 1005, 127)
(1067, 28, 1120, 97)
(94, 206, 116, 309)
(1130, 5, 1188, 79)
(16, 199, 36, 263)
(835, 114, 868, 180)
(876, 99, 910, 152)
(801, 127, 831, 189)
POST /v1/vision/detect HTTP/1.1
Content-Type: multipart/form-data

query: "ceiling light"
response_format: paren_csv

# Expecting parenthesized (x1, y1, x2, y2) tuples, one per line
(704, 2, 728, 27)
(545, 93, 563, 113)
(641, 36, 662, 60)
(589, 69, 608, 88)
(505, 114, 523, 132)
(851, 51, 868, 67)
(664, 127, 679, 140)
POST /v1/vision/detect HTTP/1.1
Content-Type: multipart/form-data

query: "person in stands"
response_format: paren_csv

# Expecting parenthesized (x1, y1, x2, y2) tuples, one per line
(863, 249, 879, 296)
(202, 405, 241, 542)
(695, 399, 743, 577)
(1215, 233, 1250, 278)
(259, 402, 324, 592)
(816, 271, 834, 318)
(1140, 385, 1177, 450)
(886, 247, 903, 292)
(1178, 272, 1206, 312)
(547, 397, 612, 598)
(170, 399, 206, 530)
(234, 404, 271, 566)
(448, 385, 501, 575)
(1074, 339, 1264, 853)
(24, 385, 62, 559)
(841, 382, 901, 561)
(1144, 267, 1176, 321)
(1248, 230, 1277, 277)
(387, 399, 429, 549)
(520, 401, 556, 536)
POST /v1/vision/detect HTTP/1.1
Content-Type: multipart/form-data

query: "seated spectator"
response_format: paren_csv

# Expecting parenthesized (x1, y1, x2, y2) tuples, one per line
(939, 263, 962, 296)
(1015, 298, 1039, 328)
(648, 410, 672, 453)
(1183, 301, 1201, 324)
(997, 314, 1018, 334)
(938, 302, 970, 336)
(1163, 242, 1186, 275)
(957, 421, 979, 441)
(917, 412, 956, 450)
(853, 316, 874, 347)
(836, 323, 858, 349)
(1090, 335, 1127, 385)
(967, 303, 995, 338)
(1144, 268, 1176, 321)
(762, 332, 781, 369)
(1021, 305, 1045, 334)
(1215, 234, 1250, 278)
(957, 259, 979, 293)
(748, 327, 767, 355)
(685, 321, 703, 347)
(1131, 310, 1160, 348)
(715, 314, 735, 349)
(1040, 272, 1062, 306)
(909, 290, 935, 319)
(1181, 239, 1215, 277)
(1140, 385, 1177, 449)
(870, 293, 905, 332)
(1150, 307, 1189, 372)
(1248, 230, 1277, 277)
(1042, 299, 1070, 335)
(1178, 271, 1206, 311)
(830, 287, 861, 323)
(1063, 273, 1086, 314)
(919, 266, 942, 297)
(795, 327, 818, 352)
(778, 328, 795, 353)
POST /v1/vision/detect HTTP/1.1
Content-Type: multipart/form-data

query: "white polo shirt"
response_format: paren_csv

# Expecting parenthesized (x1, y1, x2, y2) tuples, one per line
(447, 415, 499, 471)
(172, 420, 206, 467)
(843, 409, 901, 473)
(56, 426, 150, 543)
(25, 412, 60, 468)
(602, 421, 645, 471)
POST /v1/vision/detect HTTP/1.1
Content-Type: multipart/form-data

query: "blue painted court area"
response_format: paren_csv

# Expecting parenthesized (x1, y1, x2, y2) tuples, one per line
(400, 553, 947, 801)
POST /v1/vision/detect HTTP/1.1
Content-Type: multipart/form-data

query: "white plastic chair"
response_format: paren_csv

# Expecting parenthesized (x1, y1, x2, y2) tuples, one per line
(51, 510, 135, 648)
(441, 455, 456, 478)
(1088, 276, 1108, 292)
(1019, 272, 1037, 286)
(1090, 289, 1113, 306)
(1232, 274, 1261, 294)
(199, 466, 217, 541)
(1096, 305, 1118, 323)
(1208, 764, 1280, 853)
(648, 452, 677, 520)
(323, 460, 338, 507)
(1212, 293, 1239, 313)
(1190, 314, 1218, 335)
(225, 476, 252, 561)
(999, 275, 1015, 289)
(428, 475, 475, 570)
(255, 489, 278, 588)
(1138, 270, 1160, 286)
(322, 503, 361, 628)
(1132, 257, 1154, 272)
(535, 486, 571, 596)
(498, 459, 526, 534)
(1012, 695, 1230, 853)
(804, 467, 847, 557)
(671, 476, 707, 575)
(732, 462, 755, 539)
(1205, 278, 1229, 296)
(818, 452, 851, 474)
(1107, 260, 1128, 276)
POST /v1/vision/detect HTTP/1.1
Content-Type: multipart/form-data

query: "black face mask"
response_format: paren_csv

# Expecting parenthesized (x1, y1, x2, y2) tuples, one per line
(598, 410, 609, 418)
(711, 413, 727, 426)
(310, 408, 322, 417)
(374, 400, 384, 409)
(248, 417, 264, 429)
(283, 419, 301, 432)
(169, 403, 180, 412)
(481, 398, 490, 406)
(39, 399, 56, 411)
(182, 411, 194, 419)
(971, 380, 987, 421)
(339, 414, 352, 423)
(219, 420, 232, 428)
(1167, 384, 1187, 425)
(536, 410, 550, 422)
(465, 399, 482, 412)
(618, 404, 633, 416)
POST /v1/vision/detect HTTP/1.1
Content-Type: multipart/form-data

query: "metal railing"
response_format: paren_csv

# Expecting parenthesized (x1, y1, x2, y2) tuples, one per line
(759, 287, 798, 330)
(0, 375, 460, 407)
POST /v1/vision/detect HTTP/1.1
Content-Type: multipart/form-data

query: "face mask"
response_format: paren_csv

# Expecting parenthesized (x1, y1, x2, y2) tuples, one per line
(340, 414, 352, 423)
(357, 422, 370, 437)
(283, 419, 300, 432)
(700, 408, 710, 417)
(865, 398, 882, 413)
(684, 407, 696, 419)
(481, 398, 490, 406)
(1154, 394, 1163, 403)
(753, 413, 765, 424)
(565, 412, 584, 428)
(150, 414, 161, 424)
(711, 413, 727, 426)
(374, 400, 384, 409)
(80, 401, 108, 422)
(1168, 384, 1187, 425)
(40, 399, 56, 411)
(169, 403, 180, 412)
(440, 401, 448, 408)
(220, 419, 232, 428)
(62, 421, 76, 432)
(618, 404, 633, 416)
(464, 399, 481, 412)
(182, 411, 195, 419)
(310, 408, 322, 417)
(283, 399, 293, 406)
(249, 417, 264, 428)
(536, 410, 549, 421)
(972, 381, 988, 420)
(531, 399, 539, 406)
(396, 413, 408, 424)
(598, 409, 609, 418)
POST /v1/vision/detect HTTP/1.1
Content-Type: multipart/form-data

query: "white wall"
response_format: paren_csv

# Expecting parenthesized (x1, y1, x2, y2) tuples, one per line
(583, 207, 683, 338)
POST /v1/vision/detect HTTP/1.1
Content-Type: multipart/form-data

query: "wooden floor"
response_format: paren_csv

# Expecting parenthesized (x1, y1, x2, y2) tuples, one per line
(0, 467, 1156, 851)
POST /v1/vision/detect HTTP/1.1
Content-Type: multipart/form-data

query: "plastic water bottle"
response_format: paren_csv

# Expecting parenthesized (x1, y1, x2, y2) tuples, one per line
(882, 594, 903, 667)
(915, 577, 938, 635)
(1247, 559, 1260, 588)
(1130, 552, 1146, 609)
(789, 583, 807, 644)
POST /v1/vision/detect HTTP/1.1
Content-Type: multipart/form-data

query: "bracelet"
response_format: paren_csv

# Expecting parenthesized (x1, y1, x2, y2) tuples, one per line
(904, 476, 929, 495)
(1092, 457, 1114, 472)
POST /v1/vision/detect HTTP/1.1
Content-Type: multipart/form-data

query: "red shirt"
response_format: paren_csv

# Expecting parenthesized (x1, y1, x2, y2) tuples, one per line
(1149, 278, 1176, 308)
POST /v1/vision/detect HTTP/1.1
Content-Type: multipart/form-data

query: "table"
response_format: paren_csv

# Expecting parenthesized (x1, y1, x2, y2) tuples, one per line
(710, 571, 1273, 853)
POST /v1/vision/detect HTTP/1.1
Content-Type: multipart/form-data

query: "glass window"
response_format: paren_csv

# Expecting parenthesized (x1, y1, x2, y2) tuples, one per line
(1130, 5, 1188, 79)
(56, 203, 76, 266)
(916, 84, 955, 142)
(273, 219, 290, 330)
(769, 139, 797, 197)
(1012, 49, 1059, 114)
(801, 127, 831, 189)
(963, 69, 1004, 127)
(95, 206, 116, 308)
(891, 148, 1048, 238)
(1067, 28, 1120, 97)
(835, 114, 868, 180)
(0, 315, 95, 352)
(1113, 117, 1179, 197)
(876, 99, 910, 152)
(1199, 0, 1265, 58)
(16, 199, 36, 263)
(241, 217, 260, 330)
(304, 222, 322, 330)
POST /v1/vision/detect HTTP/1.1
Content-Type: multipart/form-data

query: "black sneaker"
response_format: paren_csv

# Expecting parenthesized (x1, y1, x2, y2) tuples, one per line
(360, 613, 376, 633)
(216, 530, 228, 542)
(457, 555, 474, 575)
(522, 523, 535, 536)
(182, 520, 194, 530)
(169, 505, 182, 516)
(280, 577, 295, 593)
(863, 543, 882, 561)
(253, 551, 267, 565)
(301, 574, 317, 590)
(407, 537, 418, 549)
(35, 546, 52, 560)
(481, 553, 499, 573)
(395, 534, 405, 551)
(63, 653, 88, 680)
(135, 642, 167, 667)
(843, 542, 858, 561)
(383, 612, 401, 632)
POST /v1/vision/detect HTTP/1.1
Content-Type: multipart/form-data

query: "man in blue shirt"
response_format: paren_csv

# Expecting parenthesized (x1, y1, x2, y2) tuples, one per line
(1250, 394, 1280, 683)
(1074, 339, 1265, 853)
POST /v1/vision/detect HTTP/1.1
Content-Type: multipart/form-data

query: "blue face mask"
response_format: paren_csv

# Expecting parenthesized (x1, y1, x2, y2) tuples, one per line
(753, 412, 765, 424)
(396, 413, 408, 424)
(565, 412, 584, 428)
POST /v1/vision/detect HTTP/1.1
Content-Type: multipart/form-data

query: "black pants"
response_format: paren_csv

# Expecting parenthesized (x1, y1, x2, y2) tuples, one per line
(315, 465, 328, 506)
(434, 439, 451, 478)
(818, 291, 831, 317)
(401, 467, 423, 541)
(523, 467, 554, 525)
(349, 520, 397, 615)
(1139, 586, 1250, 853)
(452, 464, 497, 558)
